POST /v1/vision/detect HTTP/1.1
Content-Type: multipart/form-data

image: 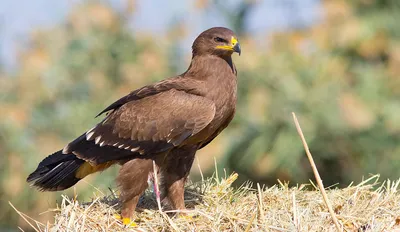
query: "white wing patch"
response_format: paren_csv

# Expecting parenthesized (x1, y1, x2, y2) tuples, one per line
(62, 145, 70, 154)
(95, 136, 102, 144)
(86, 127, 96, 140)
(84, 126, 141, 153)
(86, 132, 95, 140)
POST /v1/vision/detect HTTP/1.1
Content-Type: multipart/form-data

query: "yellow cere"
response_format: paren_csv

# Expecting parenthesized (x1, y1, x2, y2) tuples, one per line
(230, 37, 238, 46)
(216, 36, 238, 51)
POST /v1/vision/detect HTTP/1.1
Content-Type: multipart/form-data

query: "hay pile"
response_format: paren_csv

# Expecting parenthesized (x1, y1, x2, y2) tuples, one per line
(14, 173, 400, 231)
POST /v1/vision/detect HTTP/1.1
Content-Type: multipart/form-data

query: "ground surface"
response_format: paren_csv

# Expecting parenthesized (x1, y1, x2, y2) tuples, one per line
(14, 173, 400, 232)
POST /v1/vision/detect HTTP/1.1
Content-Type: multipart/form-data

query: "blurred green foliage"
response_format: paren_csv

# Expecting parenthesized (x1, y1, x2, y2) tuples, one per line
(1, 0, 400, 230)
(223, 0, 400, 186)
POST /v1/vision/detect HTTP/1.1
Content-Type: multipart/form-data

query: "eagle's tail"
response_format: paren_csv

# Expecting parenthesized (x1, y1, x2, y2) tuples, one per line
(27, 150, 86, 191)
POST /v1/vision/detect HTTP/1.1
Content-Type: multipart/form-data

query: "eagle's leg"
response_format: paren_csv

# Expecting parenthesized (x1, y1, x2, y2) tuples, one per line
(161, 146, 196, 211)
(117, 158, 153, 221)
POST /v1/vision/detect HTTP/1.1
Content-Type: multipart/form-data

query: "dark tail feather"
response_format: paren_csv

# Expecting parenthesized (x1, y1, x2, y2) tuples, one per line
(27, 150, 85, 191)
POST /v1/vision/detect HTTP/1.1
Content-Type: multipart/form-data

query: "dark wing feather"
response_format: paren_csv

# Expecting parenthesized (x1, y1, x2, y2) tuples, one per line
(64, 89, 215, 164)
(96, 77, 206, 117)
(199, 110, 235, 149)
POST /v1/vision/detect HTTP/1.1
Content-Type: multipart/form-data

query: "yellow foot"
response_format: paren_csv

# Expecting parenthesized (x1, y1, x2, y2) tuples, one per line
(122, 217, 137, 227)
(114, 214, 137, 227)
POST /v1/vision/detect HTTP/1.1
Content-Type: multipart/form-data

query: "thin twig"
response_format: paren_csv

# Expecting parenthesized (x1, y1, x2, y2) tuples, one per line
(9, 202, 40, 232)
(214, 157, 219, 184)
(244, 210, 257, 232)
(73, 187, 77, 202)
(292, 112, 342, 232)
(161, 213, 179, 231)
(165, 209, 214, 220)
(257, 183, 264, 221)
(151, 163, 179, 231)
(82, 180, 105, 196)
(152, 160, 162, 213)
(292, 192, 299, 231)
(197, 157, 204, 183)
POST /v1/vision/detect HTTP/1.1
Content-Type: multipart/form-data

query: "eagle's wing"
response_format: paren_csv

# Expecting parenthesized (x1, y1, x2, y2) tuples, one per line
(95, 77, 206, 117)
(63, 89, 215, 164)
(199, 109, 235, 149)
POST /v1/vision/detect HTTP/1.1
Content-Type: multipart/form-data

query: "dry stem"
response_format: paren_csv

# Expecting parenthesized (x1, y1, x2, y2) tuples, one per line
(292, 112, 342, 231)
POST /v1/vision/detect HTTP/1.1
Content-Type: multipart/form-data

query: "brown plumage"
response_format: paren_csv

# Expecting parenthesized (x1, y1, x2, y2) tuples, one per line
(27, 27, 241, 221)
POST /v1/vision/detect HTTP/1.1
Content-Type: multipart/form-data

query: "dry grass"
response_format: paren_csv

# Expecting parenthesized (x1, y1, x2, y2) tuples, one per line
(11, 115, 400, 231)
(11, 173, 400, 232)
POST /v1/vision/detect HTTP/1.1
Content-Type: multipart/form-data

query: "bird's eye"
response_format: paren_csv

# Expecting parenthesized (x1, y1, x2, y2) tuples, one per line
(214, 37, 227, 43)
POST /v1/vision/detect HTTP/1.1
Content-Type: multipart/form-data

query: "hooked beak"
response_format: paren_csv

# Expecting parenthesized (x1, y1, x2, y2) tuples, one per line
(233, 42, 241, 55)
(230, 36, 241, 55)
(215, 36, 241, 55)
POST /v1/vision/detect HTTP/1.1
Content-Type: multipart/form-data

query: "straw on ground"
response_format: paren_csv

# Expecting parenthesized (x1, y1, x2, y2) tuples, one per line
(11, 173, 400, 232)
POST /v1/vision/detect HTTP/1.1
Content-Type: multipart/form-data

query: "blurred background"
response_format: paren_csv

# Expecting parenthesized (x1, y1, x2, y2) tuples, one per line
(1, 0, 400, 230)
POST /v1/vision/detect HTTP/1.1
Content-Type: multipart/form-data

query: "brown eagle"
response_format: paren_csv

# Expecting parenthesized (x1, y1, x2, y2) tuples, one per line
(27, 27, 241, 223)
